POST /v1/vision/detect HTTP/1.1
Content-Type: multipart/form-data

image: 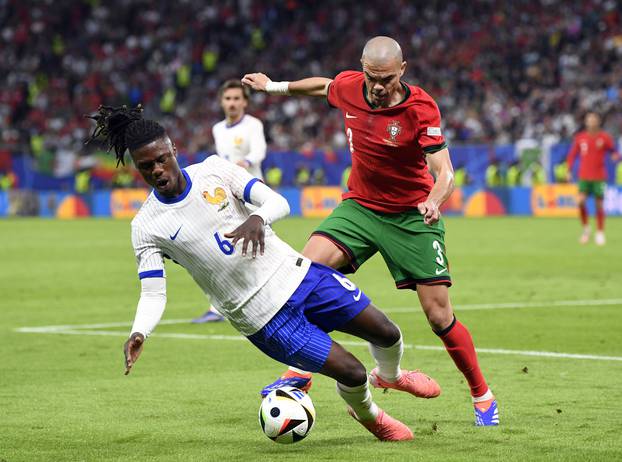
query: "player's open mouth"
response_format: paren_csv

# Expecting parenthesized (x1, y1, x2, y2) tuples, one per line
(156, 178, 169, 189)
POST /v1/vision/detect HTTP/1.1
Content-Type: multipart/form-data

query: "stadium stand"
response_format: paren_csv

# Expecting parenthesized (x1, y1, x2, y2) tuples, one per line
(1, 0, 620, 188)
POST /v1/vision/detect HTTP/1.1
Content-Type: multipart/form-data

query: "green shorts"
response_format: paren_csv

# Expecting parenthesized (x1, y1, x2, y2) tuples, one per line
(313, 199, 451, 290)
(578, 180, 606, 198)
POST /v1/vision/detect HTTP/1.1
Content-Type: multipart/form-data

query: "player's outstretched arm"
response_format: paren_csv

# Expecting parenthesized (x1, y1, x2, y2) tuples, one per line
(418, 148, 455, 225)
(242, 73, 332, 97)
(124, 277, 167, 375)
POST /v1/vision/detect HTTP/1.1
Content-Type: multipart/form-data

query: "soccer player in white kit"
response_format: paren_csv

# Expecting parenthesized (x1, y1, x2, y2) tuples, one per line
(193, 80, 268, 323)
(86, 105, 442, 442)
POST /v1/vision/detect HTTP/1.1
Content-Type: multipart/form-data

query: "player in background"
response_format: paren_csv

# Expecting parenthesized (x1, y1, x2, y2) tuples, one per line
(192, 80, 268, 323)
(87, 105, 441, 441)
(566, 111, 620, 246)
(243, 36, 498, 426)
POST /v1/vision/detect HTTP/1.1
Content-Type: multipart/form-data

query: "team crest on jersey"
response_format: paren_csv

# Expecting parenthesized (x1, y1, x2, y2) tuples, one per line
(203, 187, 229, 211)
(383, 120, 402, 146)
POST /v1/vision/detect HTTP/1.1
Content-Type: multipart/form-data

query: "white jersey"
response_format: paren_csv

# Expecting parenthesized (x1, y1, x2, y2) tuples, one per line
(131, 155, 310, 335)
(212, 114, 266, 179)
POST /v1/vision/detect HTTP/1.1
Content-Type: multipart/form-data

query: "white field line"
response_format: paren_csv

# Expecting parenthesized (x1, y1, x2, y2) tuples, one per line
(383, 298, 622, 314)
(15, 322, 622, 363)
(16, 297, 622, 334)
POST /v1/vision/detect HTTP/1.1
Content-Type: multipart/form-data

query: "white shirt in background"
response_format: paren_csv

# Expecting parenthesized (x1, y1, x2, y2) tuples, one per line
(212, 114, 267, 179)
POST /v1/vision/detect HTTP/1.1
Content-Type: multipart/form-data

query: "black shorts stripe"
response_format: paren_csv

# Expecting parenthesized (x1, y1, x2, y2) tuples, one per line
(395, 276, 452, 290)
(310, 231, 359, 274)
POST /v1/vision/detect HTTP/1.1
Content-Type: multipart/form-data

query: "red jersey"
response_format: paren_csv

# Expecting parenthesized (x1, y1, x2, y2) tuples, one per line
(566, 131, 616, 181)
(327, 71, 447, 213)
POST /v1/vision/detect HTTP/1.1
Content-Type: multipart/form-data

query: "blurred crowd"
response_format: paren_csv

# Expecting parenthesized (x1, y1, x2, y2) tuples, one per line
(1, 0, 621, 181)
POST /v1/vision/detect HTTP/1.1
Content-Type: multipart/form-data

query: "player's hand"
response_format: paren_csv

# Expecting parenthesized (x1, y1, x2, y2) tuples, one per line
(124, 332, 145, 375)
(241, 73, 270, 92)
(417, 200, 441, 225)
(224, 215, 265, 258)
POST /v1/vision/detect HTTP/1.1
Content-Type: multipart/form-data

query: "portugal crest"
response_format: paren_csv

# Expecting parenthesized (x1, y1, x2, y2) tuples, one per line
(383, 120, 402, 145)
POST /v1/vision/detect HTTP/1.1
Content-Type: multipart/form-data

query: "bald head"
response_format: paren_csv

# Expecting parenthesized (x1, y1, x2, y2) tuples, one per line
(361, 36, 403, 65)
(360, 36, 406, 108)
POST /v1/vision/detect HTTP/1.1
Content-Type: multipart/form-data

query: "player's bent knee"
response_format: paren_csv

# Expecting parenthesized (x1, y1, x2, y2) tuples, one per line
(421, 300, 453, 331)
(426, 309, 453, 332)
(357, 304, 401, 347)
(322, 353, 367, 387)
(338, 362, 368, 387)
(374, 319, 401, 348)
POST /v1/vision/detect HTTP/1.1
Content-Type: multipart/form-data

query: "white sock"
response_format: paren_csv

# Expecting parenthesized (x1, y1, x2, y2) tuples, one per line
(369, 333, 403, 382)
(336, 381, 379, 422)
(288, 367, 309, 375)
(472, 388, 494, 403)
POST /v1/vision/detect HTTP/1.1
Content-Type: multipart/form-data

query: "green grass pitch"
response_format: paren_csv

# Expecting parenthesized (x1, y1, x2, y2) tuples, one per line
(1, 216, 621, 461)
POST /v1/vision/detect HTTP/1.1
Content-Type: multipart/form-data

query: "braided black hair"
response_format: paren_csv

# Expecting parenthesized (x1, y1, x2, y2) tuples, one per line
(85, 105, 166, 166)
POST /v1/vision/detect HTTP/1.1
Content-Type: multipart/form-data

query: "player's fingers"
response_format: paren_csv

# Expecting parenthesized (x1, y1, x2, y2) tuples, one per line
(223, 229, 237, 238)
(424, 209, 434, 225)
(241, 236, 250, 256)
(123, 342, 131, 363)
(124, 354, 132, 374)
(417, 202, 427, 215)
(428, 208, 440, 224)
(224, 231, 240, 246)
(259, 237, 265, 256)
(251, 238, 258, 258)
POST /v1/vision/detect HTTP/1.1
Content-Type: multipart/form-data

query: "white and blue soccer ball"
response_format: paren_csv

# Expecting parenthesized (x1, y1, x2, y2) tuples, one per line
(259, 386, 315, 444)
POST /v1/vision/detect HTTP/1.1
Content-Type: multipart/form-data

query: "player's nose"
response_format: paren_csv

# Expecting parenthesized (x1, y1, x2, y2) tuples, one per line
(152, 165, 164, 177)
(372, 83, 385, 93)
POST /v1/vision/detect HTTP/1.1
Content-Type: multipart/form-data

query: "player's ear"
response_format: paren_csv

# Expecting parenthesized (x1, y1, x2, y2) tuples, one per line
(400, 61, 406, 77)
(172, 142, 177, 157)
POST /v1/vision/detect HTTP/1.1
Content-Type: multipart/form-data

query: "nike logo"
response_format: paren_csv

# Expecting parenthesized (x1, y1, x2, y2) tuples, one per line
(170, 225, 183, 241)
(435, 267, 448, 275)
(345, 112, 357, 119)
(353, 289, 362, 301)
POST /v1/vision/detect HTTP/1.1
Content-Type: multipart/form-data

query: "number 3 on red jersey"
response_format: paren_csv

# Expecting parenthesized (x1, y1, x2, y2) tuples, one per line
(347, 127, 354, 154)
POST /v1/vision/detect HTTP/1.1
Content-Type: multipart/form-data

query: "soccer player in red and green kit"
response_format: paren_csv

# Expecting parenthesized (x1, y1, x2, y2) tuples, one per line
(243, 36, 498, 427)
(566, 112, 620, 246)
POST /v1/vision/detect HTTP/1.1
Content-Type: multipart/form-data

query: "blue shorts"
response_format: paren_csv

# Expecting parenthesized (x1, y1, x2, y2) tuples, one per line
(247, 262, 371, 372)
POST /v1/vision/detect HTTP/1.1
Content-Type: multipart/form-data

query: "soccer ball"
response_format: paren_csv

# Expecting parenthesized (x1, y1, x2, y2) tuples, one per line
(259, 387, 315, 444)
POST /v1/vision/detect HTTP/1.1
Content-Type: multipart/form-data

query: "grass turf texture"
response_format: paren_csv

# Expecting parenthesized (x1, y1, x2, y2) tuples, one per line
(1, 217, 621, 462)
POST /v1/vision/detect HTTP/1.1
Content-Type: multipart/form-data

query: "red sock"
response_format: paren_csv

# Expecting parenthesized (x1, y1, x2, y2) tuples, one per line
(438, 318, 489, 398)
(596, 206, 605, 231)
(579, 204, 588, 226)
